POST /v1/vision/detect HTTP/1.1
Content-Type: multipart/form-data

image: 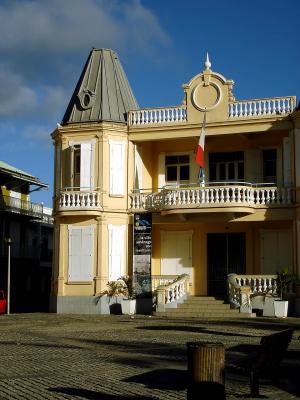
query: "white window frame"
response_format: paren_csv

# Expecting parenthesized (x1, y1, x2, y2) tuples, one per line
(209, 151, 244, 182)
(163, 152, 192, 188)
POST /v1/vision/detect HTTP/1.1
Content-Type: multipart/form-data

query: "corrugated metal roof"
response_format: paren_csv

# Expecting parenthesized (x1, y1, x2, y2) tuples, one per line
(62, 48, 138, 124)
(0, 161, 48, 188)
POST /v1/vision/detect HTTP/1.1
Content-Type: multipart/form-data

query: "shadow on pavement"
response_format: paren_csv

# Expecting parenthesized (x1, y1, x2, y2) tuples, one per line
(49, 387, 153, 399)
(135, 324, 258, 338)
(75, 338, 186, 360)
(124, 368, 187, 391)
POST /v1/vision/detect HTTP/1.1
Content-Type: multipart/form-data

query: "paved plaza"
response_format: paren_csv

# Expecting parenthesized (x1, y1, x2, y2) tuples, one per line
(0, 313, 299, 399)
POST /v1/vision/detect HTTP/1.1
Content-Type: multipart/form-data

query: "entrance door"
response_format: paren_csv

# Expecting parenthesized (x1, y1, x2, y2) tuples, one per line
(161, 231, 193, 281)
(207, 233, 246, 299)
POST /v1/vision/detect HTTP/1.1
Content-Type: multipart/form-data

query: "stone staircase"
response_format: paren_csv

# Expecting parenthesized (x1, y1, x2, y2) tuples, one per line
(154, 296, 256, 318)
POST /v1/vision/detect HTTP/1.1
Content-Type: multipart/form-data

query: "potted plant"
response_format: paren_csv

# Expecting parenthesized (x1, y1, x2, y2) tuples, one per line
(119, 275, 136, 315)
(274, 268, 297, 318)
(95, 280, 126, 314)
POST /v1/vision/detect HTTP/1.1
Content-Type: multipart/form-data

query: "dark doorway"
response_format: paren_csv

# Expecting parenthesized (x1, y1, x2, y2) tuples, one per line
(207, 233, 246, 300)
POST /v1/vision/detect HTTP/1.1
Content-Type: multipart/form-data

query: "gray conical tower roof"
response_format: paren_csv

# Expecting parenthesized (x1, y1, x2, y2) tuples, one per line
(62, 48, 138, 124)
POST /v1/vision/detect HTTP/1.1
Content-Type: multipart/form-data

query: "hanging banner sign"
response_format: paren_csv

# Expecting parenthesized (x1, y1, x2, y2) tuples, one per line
(133, 213, 152, 297)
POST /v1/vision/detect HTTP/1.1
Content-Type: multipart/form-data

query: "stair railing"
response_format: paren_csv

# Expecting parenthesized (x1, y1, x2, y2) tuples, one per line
(155, 274, 190, 312)
(228, 273, 278, 313)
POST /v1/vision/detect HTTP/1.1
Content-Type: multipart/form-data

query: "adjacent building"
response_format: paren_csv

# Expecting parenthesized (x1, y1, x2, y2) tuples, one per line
(51, 48, 300, 314)
(0, 161, 53, 312)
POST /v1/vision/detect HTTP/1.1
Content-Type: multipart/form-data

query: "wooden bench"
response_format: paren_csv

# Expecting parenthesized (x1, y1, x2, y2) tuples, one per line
(241, 328, 294, 396)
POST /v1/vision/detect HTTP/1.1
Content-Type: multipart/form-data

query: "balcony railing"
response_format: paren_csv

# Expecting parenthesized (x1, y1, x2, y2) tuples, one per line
(0, 195, 43, 218)
(58, 190, 102, 210)
(228, 273, 294, 313)
(128, 106, 187, 126)
(130, 183, 293, 212)
(127, 96, 296, 127)
(229, 96, 296, 118)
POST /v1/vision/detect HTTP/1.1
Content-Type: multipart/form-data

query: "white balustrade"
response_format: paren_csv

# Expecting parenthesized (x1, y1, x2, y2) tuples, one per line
(59, 190, 102, 209)
(152, 275, 178, 291)
(229, 96, 296, 118)
(130, 185, 293, 211)
(228, 273, 278, 313)
(155, 274, 190, 311)
(128, 106, 187, 126)
(128, 96, 295, 127)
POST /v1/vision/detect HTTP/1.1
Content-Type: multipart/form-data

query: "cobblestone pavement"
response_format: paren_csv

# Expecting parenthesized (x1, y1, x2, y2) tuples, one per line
(0, 314, 299, 400)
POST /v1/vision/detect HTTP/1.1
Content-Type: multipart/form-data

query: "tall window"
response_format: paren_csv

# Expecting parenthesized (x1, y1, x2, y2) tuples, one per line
(69, 142, 93, 190)
(263, 149, 277, 184)
(165, 155, 190, 184)
(209, 152, 244, 182)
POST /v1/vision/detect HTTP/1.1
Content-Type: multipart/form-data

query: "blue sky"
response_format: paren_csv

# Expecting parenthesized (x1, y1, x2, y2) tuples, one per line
(0, 0, 299, 207)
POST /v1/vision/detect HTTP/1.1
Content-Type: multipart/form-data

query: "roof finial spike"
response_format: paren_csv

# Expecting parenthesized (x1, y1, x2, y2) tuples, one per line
(204, 52, 211, 70)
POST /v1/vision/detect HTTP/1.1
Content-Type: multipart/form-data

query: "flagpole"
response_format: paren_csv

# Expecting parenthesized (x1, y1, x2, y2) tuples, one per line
(197, 109, 207, 187)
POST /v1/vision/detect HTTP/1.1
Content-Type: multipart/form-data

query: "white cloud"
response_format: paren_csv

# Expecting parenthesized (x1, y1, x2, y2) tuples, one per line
(0, 0, 171, 118)
(21, 124, 51, 145)
(0, 64, 37, 116)
(40, 86, 69, 121)
(0, 0, 170, 55)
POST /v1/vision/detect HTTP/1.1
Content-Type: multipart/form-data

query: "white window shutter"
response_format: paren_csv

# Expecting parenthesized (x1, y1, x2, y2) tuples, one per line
(109, 141, 125, 195)
(80, 143, 92, 190)
(80, 226, 93, 281)
(68, 227, 82, 281)
(108, 225, 125, 280)
(68, 225, 93, 282)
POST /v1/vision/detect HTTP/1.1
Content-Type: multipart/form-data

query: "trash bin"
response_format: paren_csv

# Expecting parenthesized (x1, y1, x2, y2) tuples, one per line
(187, 341, 225, 399)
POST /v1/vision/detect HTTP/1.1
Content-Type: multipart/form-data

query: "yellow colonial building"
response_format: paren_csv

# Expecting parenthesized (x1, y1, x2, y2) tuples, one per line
(51, 48, 300, 315)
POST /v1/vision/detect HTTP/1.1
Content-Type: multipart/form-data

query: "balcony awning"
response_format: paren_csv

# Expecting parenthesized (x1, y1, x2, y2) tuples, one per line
(0, 161, 48, 190)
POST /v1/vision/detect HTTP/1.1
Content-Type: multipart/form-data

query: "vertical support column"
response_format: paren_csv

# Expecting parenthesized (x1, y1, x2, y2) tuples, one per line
(158, 152, 166, 189)
(240, 286, 252, 313)
(57, 223, 66, 296)
(294, 128, 300, 203)
(283, 136, 292, 186)
(296, 220, 300, 278)
(96, 215, 109, 293)
(94, 216, 102, 295)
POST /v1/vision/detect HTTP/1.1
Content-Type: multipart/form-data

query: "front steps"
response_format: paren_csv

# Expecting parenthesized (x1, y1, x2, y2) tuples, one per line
(154, 296, 256, 318)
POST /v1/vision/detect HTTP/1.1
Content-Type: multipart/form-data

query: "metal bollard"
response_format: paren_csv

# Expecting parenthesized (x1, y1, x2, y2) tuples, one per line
(187, 341, 225, 399)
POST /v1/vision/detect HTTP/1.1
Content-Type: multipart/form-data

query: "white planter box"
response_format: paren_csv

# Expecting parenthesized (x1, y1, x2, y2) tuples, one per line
(274, 300, 289, 318)
(121, 299, 136, 315)
(262, 296, 280, 317)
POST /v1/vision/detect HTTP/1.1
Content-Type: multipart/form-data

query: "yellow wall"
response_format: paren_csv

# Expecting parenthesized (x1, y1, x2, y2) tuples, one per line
(151, 218, 293, 295)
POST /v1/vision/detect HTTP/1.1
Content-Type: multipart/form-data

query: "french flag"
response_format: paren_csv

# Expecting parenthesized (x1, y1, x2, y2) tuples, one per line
(195, 112, 206, 167)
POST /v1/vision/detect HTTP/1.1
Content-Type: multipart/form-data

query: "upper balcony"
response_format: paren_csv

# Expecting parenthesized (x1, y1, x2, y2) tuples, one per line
(57, 189, 103, 213)
(129, 182, 294, 214)
(0, 195, 43, 219)
(128, 96, 296, 128)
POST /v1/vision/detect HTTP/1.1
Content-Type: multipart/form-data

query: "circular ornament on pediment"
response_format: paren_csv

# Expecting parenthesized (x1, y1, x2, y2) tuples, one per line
(192, 81, 222, 111)
(77, 89, 95, 110)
